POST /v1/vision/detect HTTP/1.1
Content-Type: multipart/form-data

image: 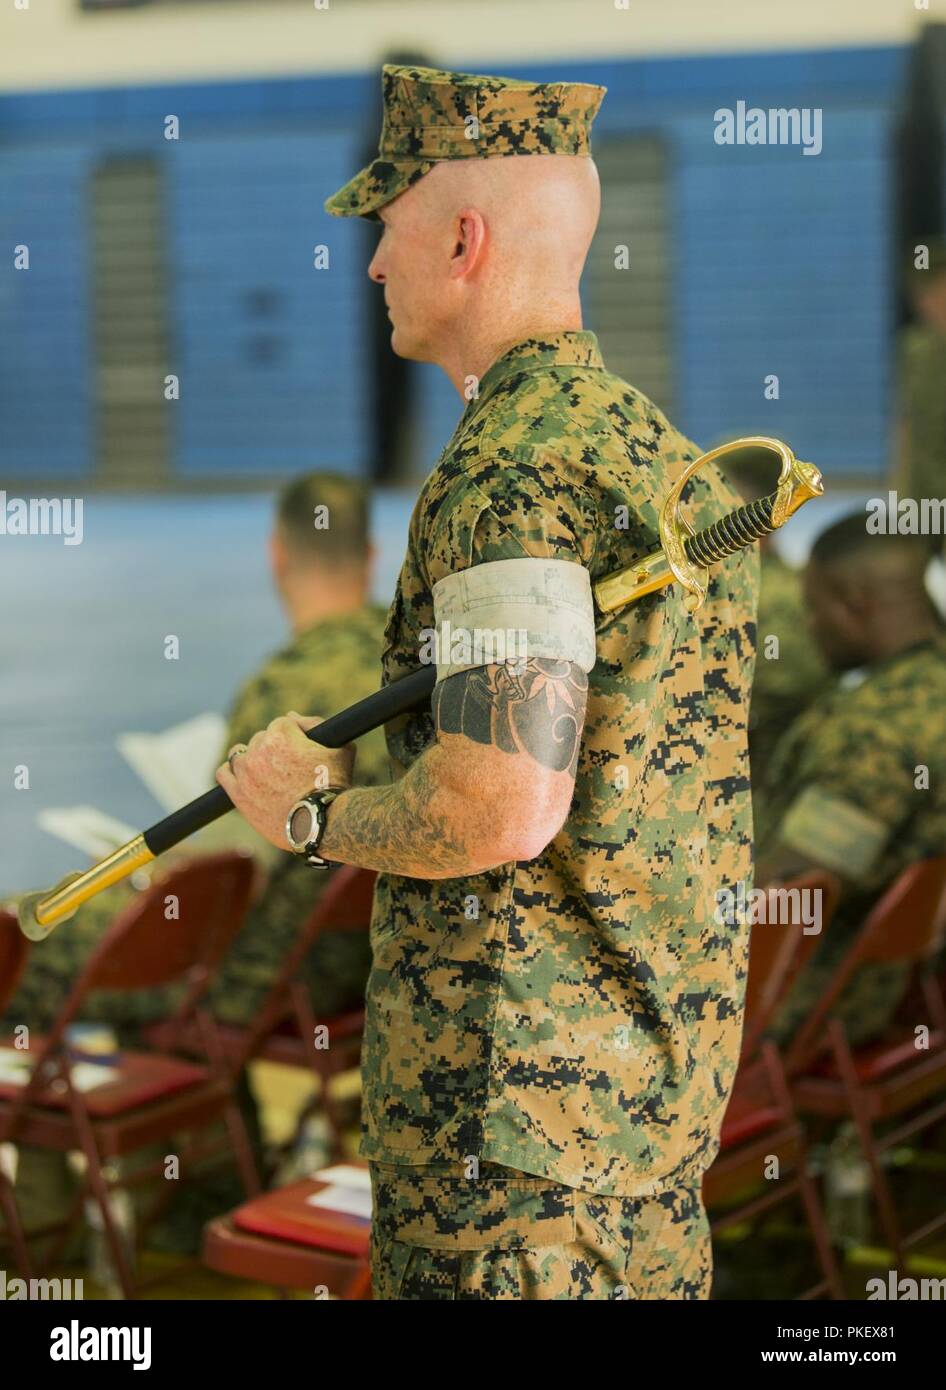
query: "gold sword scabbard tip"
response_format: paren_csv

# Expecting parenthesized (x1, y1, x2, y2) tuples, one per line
(16, 877, 81, 942)
(15, 836, 154, 941)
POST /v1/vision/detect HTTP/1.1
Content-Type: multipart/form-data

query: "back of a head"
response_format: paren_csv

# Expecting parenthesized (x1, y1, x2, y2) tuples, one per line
(276, 472, 370, 571)
(809, 510, 931, 599)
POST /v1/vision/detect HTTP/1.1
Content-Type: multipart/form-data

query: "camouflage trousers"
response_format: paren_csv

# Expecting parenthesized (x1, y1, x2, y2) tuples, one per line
(369, 1162, 712, 1301)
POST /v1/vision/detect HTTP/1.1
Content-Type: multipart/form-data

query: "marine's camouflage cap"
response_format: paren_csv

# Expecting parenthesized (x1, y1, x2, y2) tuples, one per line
(325, 64, 606, 221)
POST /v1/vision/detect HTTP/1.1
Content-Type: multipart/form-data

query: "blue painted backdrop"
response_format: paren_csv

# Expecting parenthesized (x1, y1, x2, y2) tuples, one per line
(0, 46, 907, 484)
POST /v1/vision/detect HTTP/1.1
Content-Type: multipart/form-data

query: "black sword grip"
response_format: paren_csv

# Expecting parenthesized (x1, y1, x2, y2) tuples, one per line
(143, 665, 437, 856)
(684, 492, 777, 568)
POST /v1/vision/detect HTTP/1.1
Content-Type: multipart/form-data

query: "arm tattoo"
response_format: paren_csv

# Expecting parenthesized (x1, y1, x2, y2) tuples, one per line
(432, 658, 589, 774)
(319, 758, 472, 877)
(318, 659, 588, 877)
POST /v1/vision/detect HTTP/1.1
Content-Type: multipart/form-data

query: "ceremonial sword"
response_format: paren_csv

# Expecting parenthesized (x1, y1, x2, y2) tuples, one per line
(16, 435, 822, 941)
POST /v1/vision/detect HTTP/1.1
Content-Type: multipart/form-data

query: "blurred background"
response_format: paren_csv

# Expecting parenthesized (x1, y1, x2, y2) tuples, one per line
(1, 0, 943, 890)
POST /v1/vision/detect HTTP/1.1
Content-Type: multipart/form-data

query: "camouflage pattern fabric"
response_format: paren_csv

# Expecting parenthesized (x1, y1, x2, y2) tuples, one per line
(755, 637, 946, 1045)
(363, 330, 759, 1197)
(749, 550, 829, 787)
(369, 1160, 711, 1300)
(2, 607, 389, 1035)
(897, 325, 946, 528)
(325, 65, 606, 220)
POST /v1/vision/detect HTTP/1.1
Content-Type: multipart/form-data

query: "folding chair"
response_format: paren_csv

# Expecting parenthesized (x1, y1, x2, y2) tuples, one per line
(704, 872, 844, 1299)
(203, 1169, 371, 1300)
(0, 852, 260, 1298)
(146, 863, 376, 1161)
(785, 855, 946, 1273)
(740, 871, 841, 1063)
(0, 909, 32, 1278)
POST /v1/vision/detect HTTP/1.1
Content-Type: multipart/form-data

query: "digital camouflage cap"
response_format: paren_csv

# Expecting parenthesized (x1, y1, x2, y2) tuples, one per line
(325, 64, 606, 220)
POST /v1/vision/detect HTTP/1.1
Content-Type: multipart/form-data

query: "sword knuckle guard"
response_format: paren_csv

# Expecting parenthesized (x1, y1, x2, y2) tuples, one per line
(594, 435, 823, 615)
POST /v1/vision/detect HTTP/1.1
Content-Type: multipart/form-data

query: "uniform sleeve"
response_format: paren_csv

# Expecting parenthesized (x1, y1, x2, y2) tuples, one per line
(423, 454, 599, 580)
(771, 713, 918, 883)
(421, 455, 600, 681)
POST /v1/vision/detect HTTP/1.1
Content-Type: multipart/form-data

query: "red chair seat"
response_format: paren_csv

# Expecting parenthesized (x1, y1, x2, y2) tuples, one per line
(0, 1046, 209, 1117)
(232, 1176, 371, 1258)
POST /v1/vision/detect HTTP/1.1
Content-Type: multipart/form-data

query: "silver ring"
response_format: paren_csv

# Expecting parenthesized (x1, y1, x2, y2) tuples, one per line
(227, 744, 248, 773)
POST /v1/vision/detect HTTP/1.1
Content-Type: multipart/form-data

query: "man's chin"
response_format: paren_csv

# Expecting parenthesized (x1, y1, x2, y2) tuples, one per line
(389, 325, 428, 363)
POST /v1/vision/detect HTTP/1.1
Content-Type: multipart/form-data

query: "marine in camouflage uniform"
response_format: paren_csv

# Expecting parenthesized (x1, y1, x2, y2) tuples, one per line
(755, 518, 946, 1046)
(894, 239, 946, 544)
(324, 66, 760, 1300)
(726, 454, 828, 787)
(1, 477, 388, 1243)
(749, 551, 829, 787)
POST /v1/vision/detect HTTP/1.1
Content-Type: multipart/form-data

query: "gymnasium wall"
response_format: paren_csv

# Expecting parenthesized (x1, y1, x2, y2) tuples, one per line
(0, 43, 909, 485)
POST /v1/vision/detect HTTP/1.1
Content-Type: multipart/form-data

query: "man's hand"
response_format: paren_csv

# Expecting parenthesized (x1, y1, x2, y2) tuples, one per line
(216, 711, 355, 851)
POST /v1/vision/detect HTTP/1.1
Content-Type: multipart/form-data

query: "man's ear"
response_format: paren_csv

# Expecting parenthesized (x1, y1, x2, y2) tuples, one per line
(270, 528, 289, 584)
(449, 207, 487, 280)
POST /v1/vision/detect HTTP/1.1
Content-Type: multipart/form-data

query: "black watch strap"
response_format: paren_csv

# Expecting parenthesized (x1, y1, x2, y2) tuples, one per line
(290, 789, 341, 868)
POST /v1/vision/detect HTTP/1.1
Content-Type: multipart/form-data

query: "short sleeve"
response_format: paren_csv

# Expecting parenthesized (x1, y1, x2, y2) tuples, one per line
(422, 454, 598, 587)
(421, 455, 599, 681)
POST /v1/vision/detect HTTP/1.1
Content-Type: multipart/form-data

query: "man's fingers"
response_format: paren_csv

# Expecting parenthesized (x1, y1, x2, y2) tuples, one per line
(285, 710, 325, 734)
(215, 762, 238, 798)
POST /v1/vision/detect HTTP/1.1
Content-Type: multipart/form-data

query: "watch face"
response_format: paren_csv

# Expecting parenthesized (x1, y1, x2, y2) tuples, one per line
(289, 802, 316, 848)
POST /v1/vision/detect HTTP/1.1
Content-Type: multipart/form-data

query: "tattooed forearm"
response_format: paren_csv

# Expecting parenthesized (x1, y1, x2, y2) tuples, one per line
(318, 750, 487, 879)
(432, 658, 588, 774)
(318, 660, 588, 879)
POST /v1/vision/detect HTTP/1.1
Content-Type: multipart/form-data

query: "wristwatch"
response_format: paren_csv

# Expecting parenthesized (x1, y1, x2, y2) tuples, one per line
(286, 788, 342, 868)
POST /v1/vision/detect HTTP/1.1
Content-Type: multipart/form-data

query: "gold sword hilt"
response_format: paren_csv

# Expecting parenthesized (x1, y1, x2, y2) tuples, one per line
(595, 435, 823, 615)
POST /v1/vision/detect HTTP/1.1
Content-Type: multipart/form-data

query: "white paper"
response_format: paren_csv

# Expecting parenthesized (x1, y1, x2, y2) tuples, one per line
(0, 1051, 30, 1085)
(37, 806, 138, 858)
(306, 1184, 372, 1220)
(116, 712, 226, 813)
(68, 1063, 116, 1093)
(0, 1051, 114, 1093)
(311, 1164, 371, 1192)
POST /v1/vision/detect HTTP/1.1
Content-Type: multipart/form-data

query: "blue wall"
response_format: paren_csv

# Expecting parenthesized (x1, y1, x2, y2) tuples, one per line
(0, 47, 908, 484)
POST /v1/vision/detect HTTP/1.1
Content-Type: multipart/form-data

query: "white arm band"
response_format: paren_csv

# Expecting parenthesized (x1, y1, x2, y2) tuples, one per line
(430, 557, 596, 683)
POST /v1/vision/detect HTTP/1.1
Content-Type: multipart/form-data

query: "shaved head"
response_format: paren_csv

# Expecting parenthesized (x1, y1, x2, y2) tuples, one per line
(418, 154, 600, 284)
(368, 155, 601, 390)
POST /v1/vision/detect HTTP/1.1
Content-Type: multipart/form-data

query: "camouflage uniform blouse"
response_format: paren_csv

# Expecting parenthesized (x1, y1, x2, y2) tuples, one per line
(361, 331, 759, 1197)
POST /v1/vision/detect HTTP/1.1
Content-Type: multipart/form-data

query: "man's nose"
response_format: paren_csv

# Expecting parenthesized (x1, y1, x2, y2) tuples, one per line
(368, 254, 385, 285)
